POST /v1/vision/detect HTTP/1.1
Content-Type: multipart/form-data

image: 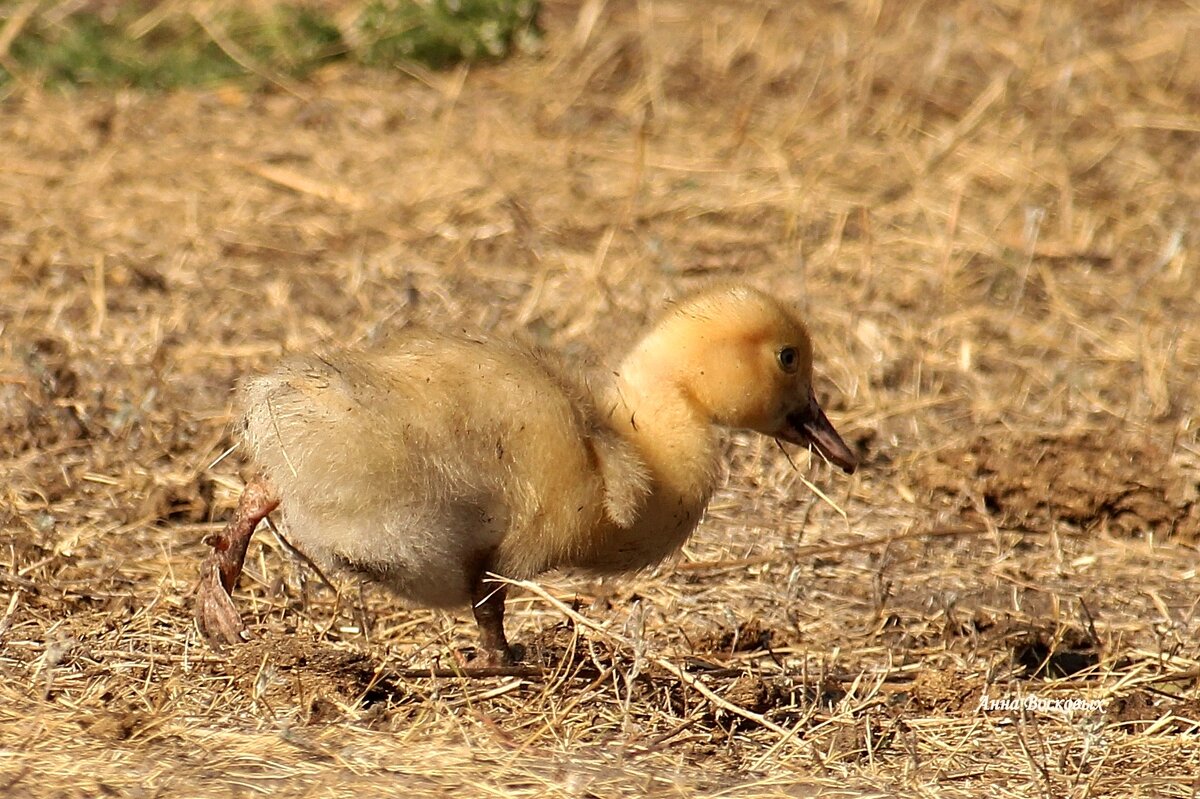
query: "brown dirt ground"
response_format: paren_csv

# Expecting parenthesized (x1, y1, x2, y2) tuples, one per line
(2, 1, 1200, 797)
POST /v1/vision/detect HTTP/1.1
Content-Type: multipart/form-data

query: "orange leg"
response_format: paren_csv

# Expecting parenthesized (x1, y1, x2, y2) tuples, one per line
(194, 477, 279, 650)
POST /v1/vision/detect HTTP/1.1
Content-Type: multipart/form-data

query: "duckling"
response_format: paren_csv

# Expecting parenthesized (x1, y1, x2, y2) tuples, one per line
(195, 285, 857, 663)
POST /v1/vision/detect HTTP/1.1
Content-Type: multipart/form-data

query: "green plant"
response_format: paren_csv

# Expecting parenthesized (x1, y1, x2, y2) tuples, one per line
(1, 0, 540, 89)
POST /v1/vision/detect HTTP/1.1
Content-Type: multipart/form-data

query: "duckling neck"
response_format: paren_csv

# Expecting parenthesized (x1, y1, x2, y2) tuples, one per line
(613, 362, 721, 517)
(566, 348, 721, 573)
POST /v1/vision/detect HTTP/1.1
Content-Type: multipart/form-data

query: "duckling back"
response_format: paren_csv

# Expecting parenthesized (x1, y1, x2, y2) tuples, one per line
(239, 329, 646, 608)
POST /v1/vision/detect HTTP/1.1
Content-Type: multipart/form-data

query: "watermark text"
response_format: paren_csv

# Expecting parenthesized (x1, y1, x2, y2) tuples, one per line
(977, 692, 1108, 715)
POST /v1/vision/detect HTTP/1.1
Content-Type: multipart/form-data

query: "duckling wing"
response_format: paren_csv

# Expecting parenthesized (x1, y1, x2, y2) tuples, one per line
(519, 349, 652, 529)
(588, 426, 651, 528)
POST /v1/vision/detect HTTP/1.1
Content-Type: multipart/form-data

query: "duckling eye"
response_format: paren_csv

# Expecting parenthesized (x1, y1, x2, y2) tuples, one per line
(777, 346, 799, 373)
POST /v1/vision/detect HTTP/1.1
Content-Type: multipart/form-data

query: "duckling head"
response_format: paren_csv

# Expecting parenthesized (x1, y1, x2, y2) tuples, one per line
(627, 286, 858, 474)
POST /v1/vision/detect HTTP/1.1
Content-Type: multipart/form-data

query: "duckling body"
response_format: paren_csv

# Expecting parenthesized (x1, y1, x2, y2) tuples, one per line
(195, 286, 857, 663)
(239, 333, 648, 608)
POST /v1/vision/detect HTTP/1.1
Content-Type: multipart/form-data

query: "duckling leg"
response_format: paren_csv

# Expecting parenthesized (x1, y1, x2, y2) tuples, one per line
(470, 572, 514, 667)
(194, 477, 279, 649)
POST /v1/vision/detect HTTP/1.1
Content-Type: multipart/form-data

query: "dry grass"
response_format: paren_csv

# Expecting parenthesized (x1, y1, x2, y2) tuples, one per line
(2, 0, 1200, 796)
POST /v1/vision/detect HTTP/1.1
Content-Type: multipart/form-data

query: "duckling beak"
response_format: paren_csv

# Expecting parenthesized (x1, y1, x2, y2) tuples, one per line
(779, 388, 858, 474)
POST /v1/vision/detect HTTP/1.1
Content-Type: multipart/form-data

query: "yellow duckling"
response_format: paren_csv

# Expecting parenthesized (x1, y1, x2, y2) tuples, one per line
(195, 285, 857, 663)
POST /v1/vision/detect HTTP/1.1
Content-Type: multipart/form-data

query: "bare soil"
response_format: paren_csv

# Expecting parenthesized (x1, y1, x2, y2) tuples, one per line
(916, 428, 1200, 539)
(2, 1, 1199, 797)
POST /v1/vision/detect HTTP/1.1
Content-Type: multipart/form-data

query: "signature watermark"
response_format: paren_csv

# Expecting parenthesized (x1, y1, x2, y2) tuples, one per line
(977, 692, 1108, 715)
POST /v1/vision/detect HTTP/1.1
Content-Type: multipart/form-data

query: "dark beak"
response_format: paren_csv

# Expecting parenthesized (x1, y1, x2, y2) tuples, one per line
(778, 387, 858, 474)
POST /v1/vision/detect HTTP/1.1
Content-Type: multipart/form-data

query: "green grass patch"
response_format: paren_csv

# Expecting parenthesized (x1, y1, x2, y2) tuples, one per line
(2, 1, 540, 89)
